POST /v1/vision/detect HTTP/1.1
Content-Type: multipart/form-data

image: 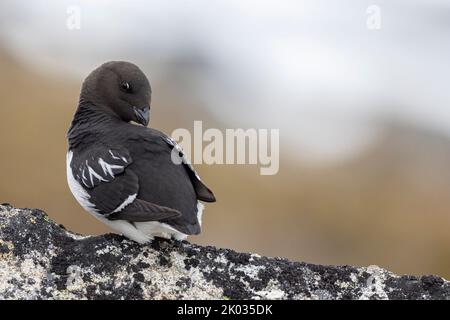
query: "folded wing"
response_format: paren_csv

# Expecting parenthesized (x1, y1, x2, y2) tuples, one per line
(163, 136, 216, 202)
(70, 146, 181, 221)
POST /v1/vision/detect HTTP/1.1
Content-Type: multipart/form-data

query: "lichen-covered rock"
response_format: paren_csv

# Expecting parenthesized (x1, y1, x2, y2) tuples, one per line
(0, 204, 449, 300)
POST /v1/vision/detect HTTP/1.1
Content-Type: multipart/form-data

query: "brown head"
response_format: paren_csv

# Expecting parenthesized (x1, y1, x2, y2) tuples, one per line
(80, 61, 152, 126)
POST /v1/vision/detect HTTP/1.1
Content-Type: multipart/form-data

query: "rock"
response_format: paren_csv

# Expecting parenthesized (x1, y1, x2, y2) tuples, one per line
(0, 204, 449, 300)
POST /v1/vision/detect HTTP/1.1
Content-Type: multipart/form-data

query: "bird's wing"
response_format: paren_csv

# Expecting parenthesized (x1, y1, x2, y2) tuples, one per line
(72, 147, 132, 189)
(163, 136, 216, 202)
(71, 146, 181, 220)
(108, 199, 181, 221)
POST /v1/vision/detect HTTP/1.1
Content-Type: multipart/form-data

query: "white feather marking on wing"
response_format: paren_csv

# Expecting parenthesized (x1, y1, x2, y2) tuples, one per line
(109, 150, 121, 160)
(112, 193, 137, 213)
(87, 162, 108, 185)
(98, 158, 123, 177)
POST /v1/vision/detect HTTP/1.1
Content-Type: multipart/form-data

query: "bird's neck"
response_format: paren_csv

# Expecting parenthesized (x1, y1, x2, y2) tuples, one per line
(67, 99, 120, 149)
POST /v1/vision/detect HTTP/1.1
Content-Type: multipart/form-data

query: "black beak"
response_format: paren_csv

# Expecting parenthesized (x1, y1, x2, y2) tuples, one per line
(133, 106, 150, 126)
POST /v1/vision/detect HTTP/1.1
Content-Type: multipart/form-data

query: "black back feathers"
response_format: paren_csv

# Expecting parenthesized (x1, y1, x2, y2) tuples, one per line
(163, 136, 216, 202)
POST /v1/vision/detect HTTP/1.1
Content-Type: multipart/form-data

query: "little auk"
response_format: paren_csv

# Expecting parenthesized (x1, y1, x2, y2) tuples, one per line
(66, 61, 216, 243)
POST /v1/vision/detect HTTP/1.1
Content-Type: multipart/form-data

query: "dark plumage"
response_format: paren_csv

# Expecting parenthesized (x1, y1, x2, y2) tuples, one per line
(66, 61, 215, 243)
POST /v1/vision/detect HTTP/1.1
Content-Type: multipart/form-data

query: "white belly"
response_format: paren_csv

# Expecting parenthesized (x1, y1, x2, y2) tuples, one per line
(66, 151, 98, 214)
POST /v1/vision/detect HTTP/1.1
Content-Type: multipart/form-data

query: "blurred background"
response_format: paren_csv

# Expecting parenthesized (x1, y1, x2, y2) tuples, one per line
(1, 0, 450, 278)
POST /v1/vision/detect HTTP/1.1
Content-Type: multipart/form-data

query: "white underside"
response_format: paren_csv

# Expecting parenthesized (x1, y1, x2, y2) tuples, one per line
(66, 151, 98, 213)
(67, 150, 205, 244)
(97, 202, 204, 243)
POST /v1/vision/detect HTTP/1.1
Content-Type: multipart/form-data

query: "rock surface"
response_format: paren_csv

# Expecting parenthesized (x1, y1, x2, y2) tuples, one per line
(0, 204, 449, 300)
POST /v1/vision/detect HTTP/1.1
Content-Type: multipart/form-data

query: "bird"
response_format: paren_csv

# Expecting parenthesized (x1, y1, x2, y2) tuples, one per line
(66, 61, 216, 244)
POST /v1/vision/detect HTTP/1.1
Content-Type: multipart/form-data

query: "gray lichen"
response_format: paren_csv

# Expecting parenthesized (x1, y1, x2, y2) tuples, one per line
(0, 204, 449, 300)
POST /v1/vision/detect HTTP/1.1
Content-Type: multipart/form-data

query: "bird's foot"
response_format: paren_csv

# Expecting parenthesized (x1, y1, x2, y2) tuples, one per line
(126, 233, 154, 244)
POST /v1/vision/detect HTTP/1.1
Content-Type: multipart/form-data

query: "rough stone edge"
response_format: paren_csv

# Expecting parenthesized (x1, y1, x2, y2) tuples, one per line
(0, 204, 449, 300)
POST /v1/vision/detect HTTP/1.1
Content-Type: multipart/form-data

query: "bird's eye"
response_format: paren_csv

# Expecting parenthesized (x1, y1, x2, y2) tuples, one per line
(121, 81, 132, 93)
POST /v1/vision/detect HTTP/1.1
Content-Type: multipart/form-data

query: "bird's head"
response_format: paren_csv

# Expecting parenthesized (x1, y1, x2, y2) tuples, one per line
(80, 61, 152, 126)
